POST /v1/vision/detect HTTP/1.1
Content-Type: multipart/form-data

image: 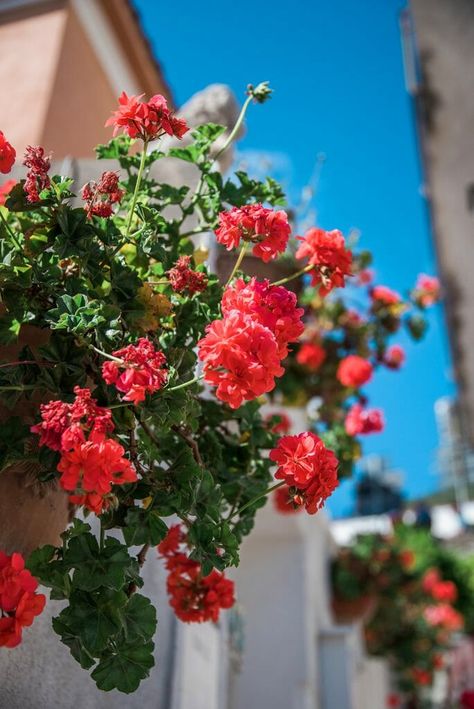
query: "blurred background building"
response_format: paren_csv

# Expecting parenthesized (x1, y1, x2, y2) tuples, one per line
(355, 455, 403, 517)
(0, 0, 172, 157)
(403, 0, 474, 482)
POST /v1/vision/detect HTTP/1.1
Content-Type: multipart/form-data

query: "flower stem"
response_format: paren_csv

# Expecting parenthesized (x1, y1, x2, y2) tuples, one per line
(90, 344, 123, 364)
(232, 481, 285, 519)
(271, 264, 313, 287)
(125, 140, 149, 239)
(99, 521, 105, 551)
(189, 93, 254, 216)
(225, 243, 248, 286)
(214, 94, 253, 162)
(166, 375, 202, 393)
(0, 210, 21, 250)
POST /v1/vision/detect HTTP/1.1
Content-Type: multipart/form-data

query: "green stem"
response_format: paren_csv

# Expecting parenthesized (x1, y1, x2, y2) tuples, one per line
(0, 210, 21, 250)
(225, 243, 248, 286)
(189, 94, 254, 218)
(125, 140, 149, 239)
(214, 94, 253, 162)
(271, 264, 313, 287)
(0, 384, 37, 391)
(166, 375, 202, 393)
(90, 344, 123, 364)
(99, 521, 105, 551)
(232, 481, 285, 519)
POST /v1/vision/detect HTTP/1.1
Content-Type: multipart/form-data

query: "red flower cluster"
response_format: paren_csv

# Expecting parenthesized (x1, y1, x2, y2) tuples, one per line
(411, 668, 432, 686)
(344, 403, 384, 436)
(337, 355, 373, 388)
(424, 603, 463, 631)
(221, 278, 304, 358)
(58, 437, 136, 514)
(0, 551, 45, 648)
(358, 269, 374, 285)
(273, 484, 303, 515)
(158, 525, 235, 623)
(270, 432, 339, 514)
(167, 256, 208, 294)
(384, 344, 405, 370)
(0, 178, 16, 207)
(0, 131, 15, 174)
(414, 274, 440, 307)
(102, 337, 168, 405)
(23, 146, 50, 203)
(422, 568, 458, 603)
(31, 387, 135, 514)
(31, 386, 113, 452)
(105, 92, 188, 141)
(295, 227, 352, 296)
(81, 171, 124, 218)
(399, 549, 416, 570)
(215, 204, 290, 262)
(296, 342, 326, 371)
(265, 411, 292, 434)
(371, 285, 401, 306)
(199, 279, 303, 408)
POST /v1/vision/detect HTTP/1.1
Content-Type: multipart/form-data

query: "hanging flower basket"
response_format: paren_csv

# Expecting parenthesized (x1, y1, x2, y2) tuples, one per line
(0, 323, 69, 555)
(331, 593, 378, 625)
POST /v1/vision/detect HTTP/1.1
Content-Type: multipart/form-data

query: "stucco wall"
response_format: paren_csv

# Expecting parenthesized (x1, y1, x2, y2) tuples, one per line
(410, 0, 474, 441)
(0, 7, 68, 154)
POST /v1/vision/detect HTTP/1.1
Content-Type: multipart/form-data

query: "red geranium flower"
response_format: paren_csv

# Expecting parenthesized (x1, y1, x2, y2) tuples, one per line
(345, 403, 384, 436)
(337, 355, 373, 388)
(0, 132, 16, 174)
(158, 525, 235, 623)
(399, 548, 416, 570)
(414, 274, 440, 307)
(0, 551, 45, 648)
(105, 92, 189, 141)
(295, 227, 352, 296)
(424, 604, 463, 631)
(198, 309, 284, 409)
(57, 436, 137, 514)
(412, 668, 432, 686)
(81, 171, 124, 219)
(265, 411, 292, 435)
(23, 146, 51, 203)
(31, 386, 114, 452)
(221, 278, 304, 358)
(371, 285, 401, 305)
(273, 484, 303, 514)
(167, 256, 208, 295)
(102, 338, 168, 405)
(296, 342, 326, 371)
(0, 178, 16, 206)
(215, 204, 290, 263)
(270, 432, 339, 514)
(384, 344, 405, 370)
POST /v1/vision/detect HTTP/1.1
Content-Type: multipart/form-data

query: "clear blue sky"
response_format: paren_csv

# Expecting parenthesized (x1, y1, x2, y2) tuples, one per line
(134, 0, 456, 516)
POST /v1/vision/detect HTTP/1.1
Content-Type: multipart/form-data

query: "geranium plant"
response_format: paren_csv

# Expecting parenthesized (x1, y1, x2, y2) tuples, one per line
(332, 526, 469, 704)
(0, 82, 439, 693)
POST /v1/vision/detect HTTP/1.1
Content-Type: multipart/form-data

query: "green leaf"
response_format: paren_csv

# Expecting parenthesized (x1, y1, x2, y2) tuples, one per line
(91, 640, 155, 693)
(123, 594, 156, 643)
(123, 508, 168, 546)
(67, 534, 133, 591)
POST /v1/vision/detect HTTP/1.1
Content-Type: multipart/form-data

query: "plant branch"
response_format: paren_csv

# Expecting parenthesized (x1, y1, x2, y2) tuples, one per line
(231, 481, 285, 519)
(172, 425, 203, 467)
(225, 243, 248, 286)
(271, 264, 313, 287)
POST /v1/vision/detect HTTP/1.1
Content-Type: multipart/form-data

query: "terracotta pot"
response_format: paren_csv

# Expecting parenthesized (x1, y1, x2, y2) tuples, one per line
(331, 593, 378, 625)
(0, 325, 69, 556)
(215, 251, 301, 294)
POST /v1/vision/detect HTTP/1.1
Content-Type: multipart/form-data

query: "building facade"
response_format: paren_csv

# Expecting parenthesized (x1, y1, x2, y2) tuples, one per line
(405, 0, 474, 447)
